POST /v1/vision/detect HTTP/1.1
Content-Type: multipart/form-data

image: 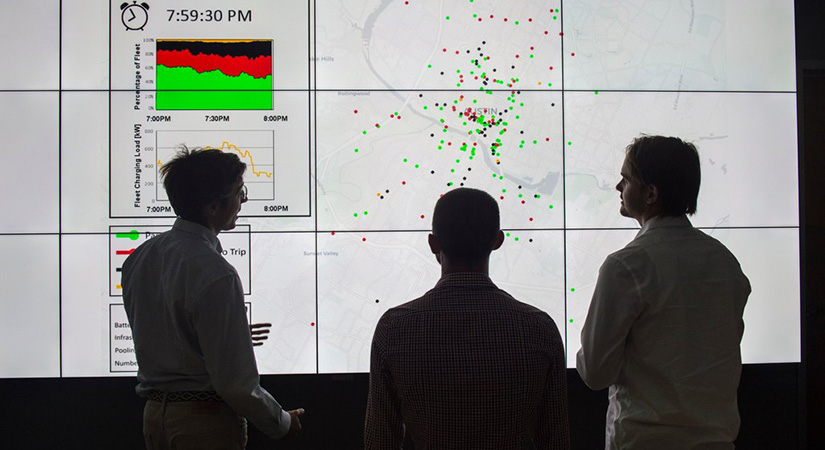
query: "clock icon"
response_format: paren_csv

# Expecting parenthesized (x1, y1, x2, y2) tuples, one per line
(121, 2, 150, 31)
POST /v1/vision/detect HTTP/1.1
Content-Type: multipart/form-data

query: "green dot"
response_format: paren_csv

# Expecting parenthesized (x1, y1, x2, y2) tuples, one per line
(568, 141, 572, 145)
(362, 130, 367, 135)
(446, 15, 450, 20)
(570, 288, 576, 292)
(450, 168, 455, 173)
(414, 164, 419, 168)
(515, 21, 519, 25)
(364, 211, 368, 215)
(423, 106, 428, 110)
(549, 204, 554, 209)
(354, 148, 359, 153)
(595, 91, 599, 95)
(506, 232, 511, 237)
(455, 159, 460, 163)
(569, 318, 574, 323)
(403, 158, 408, 162)
(353, 213, 358, 217)
(427, 64, 432, 68)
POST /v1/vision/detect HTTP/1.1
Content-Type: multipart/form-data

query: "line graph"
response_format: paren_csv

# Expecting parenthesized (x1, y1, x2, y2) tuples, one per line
(155, 130, 276, 201)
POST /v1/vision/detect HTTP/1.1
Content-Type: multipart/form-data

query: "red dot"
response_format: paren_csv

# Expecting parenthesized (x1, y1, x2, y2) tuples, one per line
(544, 31, 549, 35)
(529, 18, 533, 22)
(455, 50, 459, 54)
(331, 231, 336, 235)
(405, 1, 409, 4)
(478, 18, 482, 22)
(559, 32, 564, 36)
(529, 217, 534, 221)
(530, 46, 534, 50)
(362, 238, 367, 242)
(500, 196, 505, 200)
(522, 200, 526, 204)
(402, 181, 406, 185)
(571, 52, 575, 56)
(420, 215, 425, 219)
(515, 54, 520, 58)
(442, 48, 447, 52)
(549, 66, 554, 70)
(504, 18, 508, 22)
(375, 123, 380, 127)
(354, 109, 358, 113)
(546, 137, 550, 141)
(310, 322, 315, 326)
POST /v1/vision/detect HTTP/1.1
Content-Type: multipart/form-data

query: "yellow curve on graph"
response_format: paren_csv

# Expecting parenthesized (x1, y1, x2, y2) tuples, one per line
(206, 141, 273, 178)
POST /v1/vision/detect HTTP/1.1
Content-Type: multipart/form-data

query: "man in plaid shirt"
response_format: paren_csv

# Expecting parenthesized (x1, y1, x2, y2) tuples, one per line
(365, 188, 570, 450)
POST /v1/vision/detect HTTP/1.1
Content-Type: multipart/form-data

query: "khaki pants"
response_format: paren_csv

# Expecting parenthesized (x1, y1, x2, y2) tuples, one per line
(143, 399, 248, 450)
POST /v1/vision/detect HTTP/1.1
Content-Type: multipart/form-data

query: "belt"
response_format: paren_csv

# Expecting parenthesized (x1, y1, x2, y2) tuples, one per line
(147, 390, 223, 402)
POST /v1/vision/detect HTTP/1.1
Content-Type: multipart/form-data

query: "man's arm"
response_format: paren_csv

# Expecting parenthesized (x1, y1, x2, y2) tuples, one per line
(364, 315, 404, 450)
(193, 274, 296, 441)
(576, 255, 645, 390)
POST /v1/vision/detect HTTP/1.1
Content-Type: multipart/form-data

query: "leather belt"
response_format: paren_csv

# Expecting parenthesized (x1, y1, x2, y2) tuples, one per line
(147, 390, 223, 402)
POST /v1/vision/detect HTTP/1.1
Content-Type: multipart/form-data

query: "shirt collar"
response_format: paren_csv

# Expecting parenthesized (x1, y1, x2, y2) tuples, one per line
(637, 214, 692, 238)
(172, 217, 223, 253)
(434, 272, 497, 289)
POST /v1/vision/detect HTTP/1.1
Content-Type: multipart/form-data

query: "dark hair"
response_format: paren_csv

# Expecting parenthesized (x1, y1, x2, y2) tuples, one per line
(624, 135, 701, 216)
(160, 146, 246, 221)
(432, 188, 500, 264)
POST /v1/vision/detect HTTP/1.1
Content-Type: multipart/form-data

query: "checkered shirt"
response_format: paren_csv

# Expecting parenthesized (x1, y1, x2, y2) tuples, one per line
(365, 272, 569, 450)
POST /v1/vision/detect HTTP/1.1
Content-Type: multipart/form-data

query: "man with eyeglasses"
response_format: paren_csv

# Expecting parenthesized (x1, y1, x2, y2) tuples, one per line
(122, 147, 304, 450)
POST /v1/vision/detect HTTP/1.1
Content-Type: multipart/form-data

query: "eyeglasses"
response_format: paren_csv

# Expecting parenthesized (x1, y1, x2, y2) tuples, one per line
(225, 184, 248, 202)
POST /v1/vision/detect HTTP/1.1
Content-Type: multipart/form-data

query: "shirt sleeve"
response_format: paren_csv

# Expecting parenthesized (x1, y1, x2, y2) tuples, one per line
(364, 315, 404, 450)
(576, 255, 646, 390)
(192, 273, 291, 441)
(536, 321, 571, 450)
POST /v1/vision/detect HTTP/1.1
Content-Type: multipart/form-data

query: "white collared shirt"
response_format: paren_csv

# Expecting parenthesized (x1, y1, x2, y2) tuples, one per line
(122, 218, 290, 440)
(577, 215, 751, 450)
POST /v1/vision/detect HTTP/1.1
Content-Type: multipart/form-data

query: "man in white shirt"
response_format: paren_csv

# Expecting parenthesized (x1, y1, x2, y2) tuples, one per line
(576, 136, 751, 449)
(122, 148, 304, 449)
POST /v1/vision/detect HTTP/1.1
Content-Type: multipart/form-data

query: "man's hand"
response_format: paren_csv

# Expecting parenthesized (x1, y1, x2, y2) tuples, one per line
(283, 408, 305, 441)
(249, 323, 271, 347)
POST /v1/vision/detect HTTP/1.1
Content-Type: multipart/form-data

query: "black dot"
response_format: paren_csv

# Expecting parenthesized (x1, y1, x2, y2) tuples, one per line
(375, 299, 380, 303)
(431, 170, 435, 174)
(460, 183, 465, 186)
(385, 189, 390, 193)
(551, 103, 555, 106)
(440, 71, 444, 75)
(529, 239, 533, 242)
(462, 177, 467, 180)
(467, 167, 472, 171)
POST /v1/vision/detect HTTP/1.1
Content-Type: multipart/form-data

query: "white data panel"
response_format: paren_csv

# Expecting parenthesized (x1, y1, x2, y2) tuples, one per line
(0, 235, 60, 378)
(0, 0, 59, 90)
(563, 0, 796, 91)
(565, 91, 798, 229)
(0, 92, 59, 234)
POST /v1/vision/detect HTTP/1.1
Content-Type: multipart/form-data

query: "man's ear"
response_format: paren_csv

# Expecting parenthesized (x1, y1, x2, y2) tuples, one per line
(427, 234, 442, 264)
(428, 233, 440, 255)
(492, 230, 505, 251)
(645, 184, 659, 205)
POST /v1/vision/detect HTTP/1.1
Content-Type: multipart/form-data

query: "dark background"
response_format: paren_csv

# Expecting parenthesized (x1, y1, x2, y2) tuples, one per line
(2, 2, 823, 448)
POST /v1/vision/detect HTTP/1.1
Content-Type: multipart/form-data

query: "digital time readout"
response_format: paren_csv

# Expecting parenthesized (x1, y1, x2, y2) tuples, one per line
(166, 9, 252, 22)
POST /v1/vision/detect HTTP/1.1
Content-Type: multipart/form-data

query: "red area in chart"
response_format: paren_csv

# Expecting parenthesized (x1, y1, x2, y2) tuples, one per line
(116, 249, 135, 255)
(157, 49, 272, 78)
